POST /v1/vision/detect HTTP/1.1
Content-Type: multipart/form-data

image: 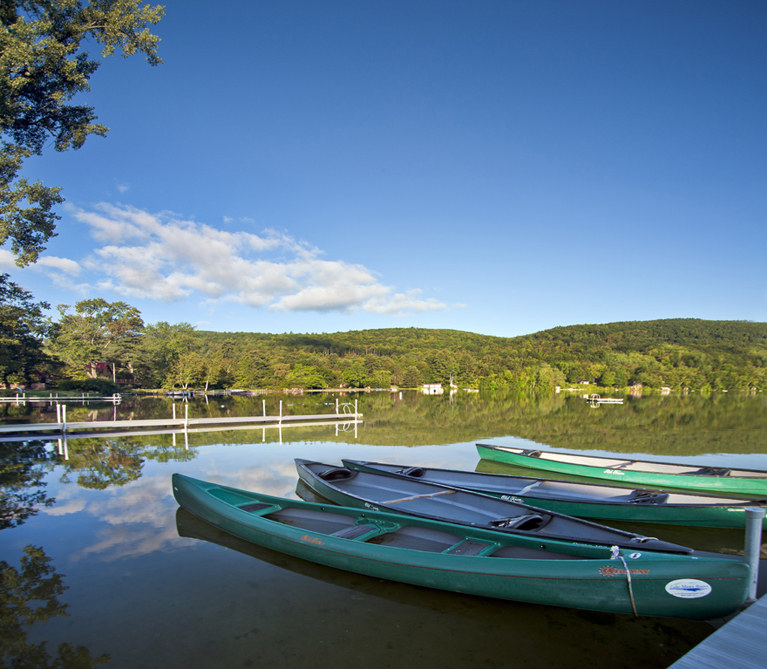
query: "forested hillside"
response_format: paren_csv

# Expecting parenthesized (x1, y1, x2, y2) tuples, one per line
(21, 305, 766, 393)
(166, 318, 765, 392)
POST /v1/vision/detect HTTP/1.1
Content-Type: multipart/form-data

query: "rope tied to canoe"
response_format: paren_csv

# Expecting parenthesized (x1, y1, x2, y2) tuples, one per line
(611, 546, 638, 616)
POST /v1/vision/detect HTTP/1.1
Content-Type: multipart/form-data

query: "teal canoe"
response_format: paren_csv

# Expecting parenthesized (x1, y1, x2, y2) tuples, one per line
(342, 459, 767, 529)
(172, 473, 750, 619)
(476, 443, 767, 497)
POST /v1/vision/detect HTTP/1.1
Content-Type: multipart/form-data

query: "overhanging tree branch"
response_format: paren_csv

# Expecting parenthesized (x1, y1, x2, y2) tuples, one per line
(0, 1, 164, 266)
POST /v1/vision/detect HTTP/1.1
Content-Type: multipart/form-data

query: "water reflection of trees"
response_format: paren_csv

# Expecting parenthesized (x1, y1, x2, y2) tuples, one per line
(60, 438, 145, 489)
(59, 437, 195, 489)
(0, 545, 109, 668)
(345, 391, 767, 454)
(0, 434, 195, 500)
(2, 393, 764, 498)
(52, 391, 766, 455)
(0, 440, 56, 529)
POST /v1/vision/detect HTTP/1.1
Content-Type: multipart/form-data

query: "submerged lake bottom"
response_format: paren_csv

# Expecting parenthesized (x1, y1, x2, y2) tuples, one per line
(3, 392, 766, 668)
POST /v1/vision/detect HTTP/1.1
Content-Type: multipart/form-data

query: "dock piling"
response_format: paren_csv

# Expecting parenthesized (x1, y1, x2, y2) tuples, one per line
(745, 507, 765, 602)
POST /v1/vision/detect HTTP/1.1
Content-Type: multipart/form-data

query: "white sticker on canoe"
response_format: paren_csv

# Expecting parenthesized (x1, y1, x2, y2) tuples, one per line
(665, 579, 712, 599)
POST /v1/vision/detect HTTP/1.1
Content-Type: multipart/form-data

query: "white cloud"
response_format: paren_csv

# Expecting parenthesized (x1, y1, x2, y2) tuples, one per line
(36, 255, 81, 275)
(0, 249, 16, 268)
(73, 206, 147, 243)
(57, 203, 450, 314)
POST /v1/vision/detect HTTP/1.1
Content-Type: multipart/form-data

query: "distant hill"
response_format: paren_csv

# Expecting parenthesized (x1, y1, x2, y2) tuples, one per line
(187, 319, 767, 392)
(524, 319, 767, 352)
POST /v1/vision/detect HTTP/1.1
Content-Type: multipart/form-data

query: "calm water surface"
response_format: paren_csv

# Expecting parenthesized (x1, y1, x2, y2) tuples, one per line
(2, 391, 766, 668)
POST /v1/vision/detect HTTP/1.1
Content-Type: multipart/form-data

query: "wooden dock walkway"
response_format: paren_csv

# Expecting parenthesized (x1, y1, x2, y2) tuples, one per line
(0, 400, 362, 440)
(0, 413, 361, 435)
(0, 392, 121, 404)
(668, 595, 767, 668)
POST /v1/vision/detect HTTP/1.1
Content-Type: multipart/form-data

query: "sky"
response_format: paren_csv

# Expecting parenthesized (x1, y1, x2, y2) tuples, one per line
(3, 0, 766, 337)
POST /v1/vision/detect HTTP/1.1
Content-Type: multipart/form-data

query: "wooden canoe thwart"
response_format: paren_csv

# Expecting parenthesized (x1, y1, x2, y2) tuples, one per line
(294, 459, 693, 554)
(476, 443, 767, 497)
(172, 473, 751, 620)
(341, 459, 767, 529)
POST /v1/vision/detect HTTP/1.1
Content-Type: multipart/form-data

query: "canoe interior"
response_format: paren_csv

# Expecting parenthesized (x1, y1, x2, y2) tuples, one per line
(255, 506, 577, 558)
(295, 459, 694, 554)
(182, 477, 610, 561)
(343, 459, 756, 507)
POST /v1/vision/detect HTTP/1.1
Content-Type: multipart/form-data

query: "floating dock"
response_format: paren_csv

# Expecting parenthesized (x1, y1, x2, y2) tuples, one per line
(0, 392, 122, 405)
(669, 594, 767, 668)
(0, 399, 362, 440)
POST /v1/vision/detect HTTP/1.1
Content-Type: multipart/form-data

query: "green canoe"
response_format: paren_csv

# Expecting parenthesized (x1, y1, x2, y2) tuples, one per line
(172, 473, 750, 619)
(476, 444, 767, 497)
(342, 459, 767, 529)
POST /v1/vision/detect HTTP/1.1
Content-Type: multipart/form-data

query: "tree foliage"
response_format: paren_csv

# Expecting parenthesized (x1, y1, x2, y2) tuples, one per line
(131, 321, 195, 388)
(0, 0, 164, 265)
(43, 315, 767, 392)
(47, 297, 144, 379)
(0, 272, 53, 386)
(170, 319, 767, 392)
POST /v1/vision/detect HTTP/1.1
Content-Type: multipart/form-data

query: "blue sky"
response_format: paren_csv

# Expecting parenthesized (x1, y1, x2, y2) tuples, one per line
(4, 0, 766, 337)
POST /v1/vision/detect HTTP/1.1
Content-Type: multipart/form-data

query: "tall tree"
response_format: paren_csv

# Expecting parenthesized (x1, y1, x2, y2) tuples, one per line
(0, 273, 53, 386)
(1, 0, 164, 265)
(132, 321, 195, 387)
(48, 298, 144, 380)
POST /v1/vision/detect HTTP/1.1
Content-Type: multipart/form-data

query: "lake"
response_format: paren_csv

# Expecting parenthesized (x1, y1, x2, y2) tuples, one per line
(2, 390, 766, 668)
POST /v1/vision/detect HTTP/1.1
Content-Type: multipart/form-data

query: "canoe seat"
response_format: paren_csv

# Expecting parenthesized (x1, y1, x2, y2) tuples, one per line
(318, 467, 356, 481)
(523, 450, 542, 458)
(367, 526, 460, 552)
(444, 540, 495, 556)
(239, 502, 274, 513)
(491, 545, 581, 560)
(687, 467, 731, 477)
(489, 513, 551, 531)
(627, 490, 669, 505)
(265, 507, 358, 535)
(398, 466, 426, 478)
(331, 524, 377, 540)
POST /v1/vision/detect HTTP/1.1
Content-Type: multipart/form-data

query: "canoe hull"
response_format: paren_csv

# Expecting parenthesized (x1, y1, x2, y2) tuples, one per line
(477, 444, 767, 497)
(484, 494, 760, 528)
(344, 460, 766, 529)
(172, 473, 750, 620)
